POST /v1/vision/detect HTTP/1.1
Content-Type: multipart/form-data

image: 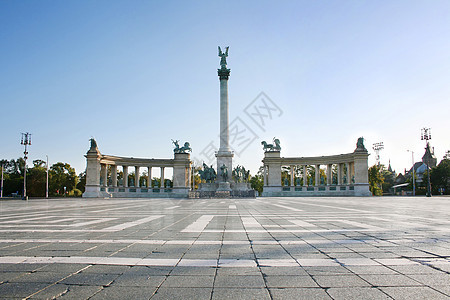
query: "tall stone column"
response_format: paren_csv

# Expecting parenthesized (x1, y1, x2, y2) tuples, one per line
(100, 164, 107, 187)
(290, 165, 295, 187)
(135, 166, 140, 187)
(111, 165, 117, 187)
(345, 163, 350, 184)
(303, 165, 307, 187)
(160, 167, 165, 188)
(215, 49, 233, 182)
(147, 167, 151, 188)
(123, 166, 128, 187)
(337, 164, 342, 185)
(326, 164, 332, 185)
(315, 165, 320, 186)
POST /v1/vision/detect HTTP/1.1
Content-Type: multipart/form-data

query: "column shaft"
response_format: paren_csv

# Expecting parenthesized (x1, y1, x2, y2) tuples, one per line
(135, 166, 140, 187)
(290, 165, 295, 187)
(147, 167, 151, 188)
(123, 166, 128, 187)
(219, 79, 230, 152)
(337, 164, 342, 185)
(345, 163, 350, 184)
(160, 167, 165, 188)
(111, 165, 117, 187)
(101, 164, 107, 187)
(315, 165, 320, 186)
(327, 164, 332, 185)
(303, 165, 307, 186)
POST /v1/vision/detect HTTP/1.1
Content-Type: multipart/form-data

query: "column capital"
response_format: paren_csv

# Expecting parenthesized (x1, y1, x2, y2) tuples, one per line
(218, 68, 230, 80)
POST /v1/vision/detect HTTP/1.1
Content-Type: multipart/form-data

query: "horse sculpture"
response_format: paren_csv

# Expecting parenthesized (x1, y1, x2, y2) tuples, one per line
(261, 138, 281, 152)
(198, 163, 216, 183)
(172, 140, 192, 153)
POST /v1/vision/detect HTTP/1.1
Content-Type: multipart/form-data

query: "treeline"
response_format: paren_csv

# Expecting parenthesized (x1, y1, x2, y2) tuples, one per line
(0, 158, 85, 197)
(369, 157, 450, 196)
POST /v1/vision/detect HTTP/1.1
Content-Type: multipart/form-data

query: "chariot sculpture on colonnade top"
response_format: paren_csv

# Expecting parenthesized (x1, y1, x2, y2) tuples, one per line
(172, 139, 192, 154)
(261, 138, 281, 152)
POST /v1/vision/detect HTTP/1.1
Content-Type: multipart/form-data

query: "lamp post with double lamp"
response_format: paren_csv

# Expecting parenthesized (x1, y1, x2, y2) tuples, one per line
(372, 142, 384, 166)
(20, 132, 32, 200)
(407, 150, 415, 196)
(421, 127, 432, 197)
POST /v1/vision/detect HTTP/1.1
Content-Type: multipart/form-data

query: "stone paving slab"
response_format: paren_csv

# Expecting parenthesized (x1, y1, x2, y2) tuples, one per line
(0, 196, 449, 299)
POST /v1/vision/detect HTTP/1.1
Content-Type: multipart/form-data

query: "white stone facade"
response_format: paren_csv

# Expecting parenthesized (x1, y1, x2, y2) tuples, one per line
(261, 144, 371, 197)
(82, 143, 191, 198)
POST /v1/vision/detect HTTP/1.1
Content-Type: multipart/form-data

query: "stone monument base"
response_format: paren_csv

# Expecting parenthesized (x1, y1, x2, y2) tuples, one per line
(217, 182, 232, 191)
(191, 182, 255, 198)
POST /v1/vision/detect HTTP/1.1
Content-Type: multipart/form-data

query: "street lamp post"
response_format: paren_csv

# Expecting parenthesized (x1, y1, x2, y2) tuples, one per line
(421, 128, 432, 197)
(372, 142, 384, 166)
(407, 150, 415, 196)
(1, 163, 4, 198)
(20, 133, 32, 200)
(46, 155, 49, 198)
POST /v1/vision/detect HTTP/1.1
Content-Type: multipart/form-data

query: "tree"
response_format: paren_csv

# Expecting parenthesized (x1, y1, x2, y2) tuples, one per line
(0, 159, 23, 196)
(381, 165, 395, 194)
(368, 164, 383, 196)
(76, 171, 86, 192)
(250, 166, 264, 196)
(430, 159, 450, 195)
(27, 160, 47, 197)
(49, 162, 77, 196)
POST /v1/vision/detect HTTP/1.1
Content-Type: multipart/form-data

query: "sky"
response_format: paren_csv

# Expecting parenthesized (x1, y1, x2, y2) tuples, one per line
(1, 0, 449, 176)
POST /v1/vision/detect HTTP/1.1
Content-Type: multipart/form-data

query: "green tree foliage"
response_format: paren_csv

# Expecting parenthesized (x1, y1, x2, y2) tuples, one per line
(1, 159, 24, 196)
(381, 166, 395, 194)
(49, 162, 77, 196)
(76, 172, 86, 192)
(250, 166, 264, 196)
(28, 160, 47, 197)
(368, 164, 384, 196)
(430, 159, 450, 195)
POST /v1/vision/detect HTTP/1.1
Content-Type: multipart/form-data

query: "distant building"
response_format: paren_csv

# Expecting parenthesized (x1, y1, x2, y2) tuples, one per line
(393, 143, 437, 195)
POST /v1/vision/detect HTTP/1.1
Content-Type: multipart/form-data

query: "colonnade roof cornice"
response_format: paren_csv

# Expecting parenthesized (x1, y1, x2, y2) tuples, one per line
(100, 154, 176, 167)
(263, 152, 368, 165)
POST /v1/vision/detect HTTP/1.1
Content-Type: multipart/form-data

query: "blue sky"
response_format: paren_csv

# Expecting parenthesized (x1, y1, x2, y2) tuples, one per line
(1, 1, 449, 176)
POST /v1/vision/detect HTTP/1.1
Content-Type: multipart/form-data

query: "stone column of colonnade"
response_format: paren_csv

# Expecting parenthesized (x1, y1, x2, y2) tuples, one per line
(147, 167, 152, 188)
(123, 166, 128, 187)
(290, 165, 295, 187)
(327, 164, 332, 185)
(100, 164, 108, 187)
(303, 165, 308, 187)
(111, 165, 117, 187)
(315, 165, 320, 186)
(160, 167, 165, 188)
(135, 166, 140, 187)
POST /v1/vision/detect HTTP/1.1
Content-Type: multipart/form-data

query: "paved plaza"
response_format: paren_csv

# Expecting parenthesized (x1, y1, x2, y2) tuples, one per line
(0, 197, 449, 299)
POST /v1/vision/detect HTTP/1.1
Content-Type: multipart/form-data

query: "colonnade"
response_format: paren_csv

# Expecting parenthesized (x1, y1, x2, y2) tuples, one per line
(263, 162, 354, 187)
(83, 141, 191, 198)
(99, 165, 169, 188)
(261, 141, 371, 196)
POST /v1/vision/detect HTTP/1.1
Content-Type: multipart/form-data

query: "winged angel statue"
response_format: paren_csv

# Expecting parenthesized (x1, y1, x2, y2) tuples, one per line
(218, 46, 229, 69)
